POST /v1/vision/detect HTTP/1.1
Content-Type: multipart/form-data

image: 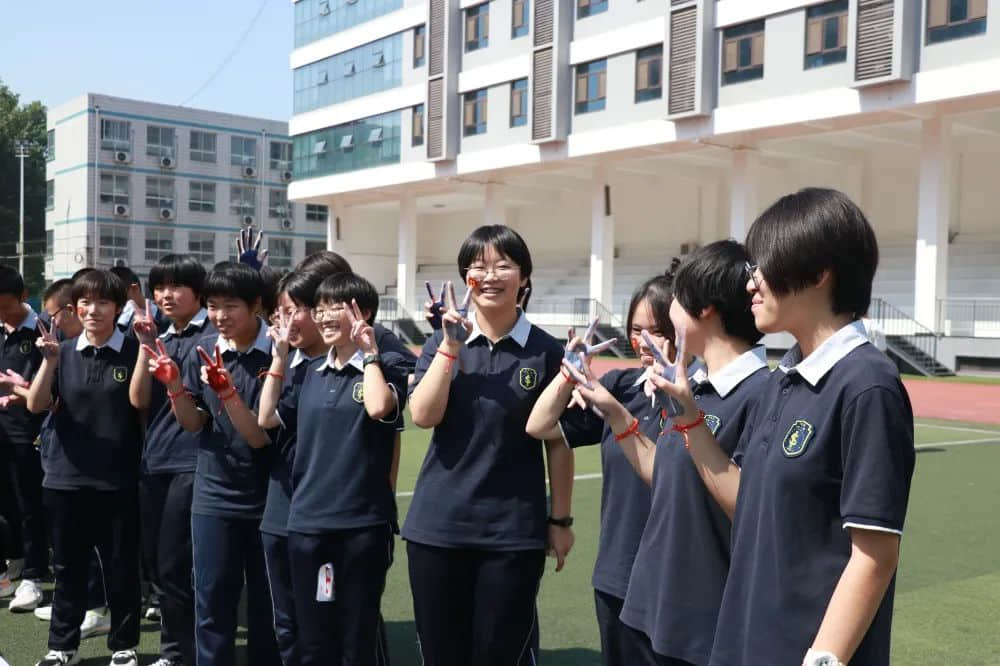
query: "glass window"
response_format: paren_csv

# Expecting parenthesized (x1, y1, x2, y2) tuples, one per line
(635, 45, 663, 102)
(293, 32, 404, 114)
(577, 0, 607, 19)
(190, 131, 217, 162)
(465, 3, 490, 52)
(101, 119, 131, 151)
(100, 174, 130, 205)
(306, 204, 329, 222)
(463, 89, 489, 136)
(188, 231, 215, 264)
(145, 229, 173, 262)
(412, 104, 425, 146)
(46, 180, 55, 211)
(512, 0, 529, 37)
(305, 240, 327, 256)
(510, 79, 528, 127)
(927, 0, 987, 43)
(575, 59, 607, 114)
(231, 136, 258, 167)
(98, 225, 129, 263)
(269, 189, 291, 218)
(189, 182, 216, 213)
(291, 110, 403, 179)
(414, 25, 426, 67)
(269, 238, 294, 270)
(294, 0, 403, 47)
(46, 129, 55, 162)
(722, 20, 765, 85)
(805, 0, 848, 69)
(230, 185, 257, 216)
(146, 126, 176, 157)
(145, 177, 175, 209)
(270, 142, 292, 170)
(46, 230, 54, 260)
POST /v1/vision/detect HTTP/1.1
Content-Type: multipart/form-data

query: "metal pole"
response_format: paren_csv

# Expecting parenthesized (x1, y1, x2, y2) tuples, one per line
(18, 147, 25, 275)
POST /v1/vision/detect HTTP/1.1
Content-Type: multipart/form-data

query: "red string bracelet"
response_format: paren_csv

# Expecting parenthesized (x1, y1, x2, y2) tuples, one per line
(671, 410, 705, 449)
(167, 387, 187, 401)
(259, 370, 284, 381)
(560, 368, 577, 386)
(613, 418, 640, 442)
(436, 349, 458, 361)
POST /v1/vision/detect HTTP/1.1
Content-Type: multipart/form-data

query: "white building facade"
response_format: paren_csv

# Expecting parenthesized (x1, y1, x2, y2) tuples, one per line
(288, 0, 1000, 371)
(45, 94, 329, 282)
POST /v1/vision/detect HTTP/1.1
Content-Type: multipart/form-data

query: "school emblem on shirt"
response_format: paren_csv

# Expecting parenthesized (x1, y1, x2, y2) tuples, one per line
(112, 366, 129, 383)
(519, 367, 538, 391)
(352, 382, 364, 403)
(19, 340, 32, 355)
(704, 414, 722, 436)
(782, 419, 814, 458)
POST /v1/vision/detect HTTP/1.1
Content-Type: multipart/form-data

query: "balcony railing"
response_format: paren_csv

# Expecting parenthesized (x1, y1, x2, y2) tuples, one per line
(937, 298, 1000, 338)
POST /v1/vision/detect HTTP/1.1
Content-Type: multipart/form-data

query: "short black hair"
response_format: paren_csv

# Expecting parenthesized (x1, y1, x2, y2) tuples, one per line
(625, 259, 680, 340)
(278, 270, 327, 308)
(315, 273, 379, 325)
(148, 254, 207, 296)
(202, 262, 264, 308)
(747, 187, 878, 319)
(43, 279, 73, 305)
(70, 269, 128, 308)
(258, 266, 282, 319)
(457, 225, 533, 310)
(109, 265, 141, 289)
(673, 240, 762, 346)
(0, 265, 24, 297)
(296, 250, 352, 276)
(70, 268, 96, 282)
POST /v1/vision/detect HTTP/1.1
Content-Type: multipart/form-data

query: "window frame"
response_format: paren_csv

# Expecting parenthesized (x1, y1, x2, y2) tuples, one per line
(926, 0, 988, 43)
(465, 3, 490, 52)
(190, 130, 217, 163)
(270, 141, 292, 170)
(414, 25, 426, 66)
(100, 119, 131, 151)
(269, 189, 291, 218)
(805, 0, 848, 69)
(46, 129, 55, 162)
(98, 224, 130, 263)
(577, 0, 608, 20)
(463, 89, 489, 136)
(145, 176, 175, 210)
(145, 228, 174, 263)
(268, 238, 294, 270)
(188, 231, 216, 264)
(146, 125, 176, 158)
(99, 173, 130, 206)
(575, 59, 607, 114)
(230, 136, 258, 167)
(635, 45, 663, 103)
(721, 20, 765, 85)
(412, 104, 425, 146)
(230, 185, 257, 216)
(189, 181, 217, 213)
(512, 0, 529, 37)
(306, 204, 329, 222)
(510, 79, 528, 127)
(46, 180, 55, 211)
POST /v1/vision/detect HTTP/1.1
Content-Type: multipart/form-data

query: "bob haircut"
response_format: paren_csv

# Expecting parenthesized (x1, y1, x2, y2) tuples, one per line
(148, 254, 207, 296)
(296, 250, 353, 276)
(456, 225, 533, 310)
(625, 259, 679, 341)
(70, 269, 128, 308)
(202, 262, 264, 309)
(0, 265, 25, 297)
(673, 240, 763, 346)
(746, 187, 878, 319)
(70, 268, 96, 282)
(277, 270, 327, 309)
(315, 273, 379, 325)
(43, 279, 73, 305)
(258, 266, 282, 319)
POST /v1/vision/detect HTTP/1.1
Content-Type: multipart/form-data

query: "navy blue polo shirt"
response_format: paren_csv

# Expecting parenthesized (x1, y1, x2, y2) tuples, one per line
(557, 367, 655, 600)
(281, 348, 408, 534)
(142, 309, 214, 474)
(117, 300, 169, 340)
(0, 306, 45, 445)
(402, 312, 564, 551)
(620, 348, 769, 665)
(184, 320, 275, 520)
(42, 329, 143, 490)
(374, 323, 418, 373)
(710, 322, 915, 666)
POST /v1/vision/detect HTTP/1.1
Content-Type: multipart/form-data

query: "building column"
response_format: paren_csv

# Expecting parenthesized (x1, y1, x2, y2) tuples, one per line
(914, 116, 952, 329)
(397, 195, 418, 312)
(729, 148, 759, 241)
(698, 176, 721, 247)
(484, 183, 504, 226)
(589, 165, 614, 309)
(328, 199, 343, 252)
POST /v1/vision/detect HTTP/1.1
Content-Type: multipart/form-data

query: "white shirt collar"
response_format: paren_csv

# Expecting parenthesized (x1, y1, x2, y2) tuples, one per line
(161, 308, 209, 339)
(693, 345, 768, 398)
(779, 320, 869, 387)
(5, 304, 38, 332)
(291, 347, 324, 368)
(215, 318, 271, 356)
(317, 347, 364, 373)
(117, 300, 159, 327)
(466, 309, 532, 348)
(75, 328, 126, 353)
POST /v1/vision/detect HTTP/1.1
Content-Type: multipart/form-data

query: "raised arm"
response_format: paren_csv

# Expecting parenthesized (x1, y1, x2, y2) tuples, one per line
(129, 300, 159, 410)
(26, 320, 59, 414)
(197, 346, 270, 448)
(258, 311, 292, 430)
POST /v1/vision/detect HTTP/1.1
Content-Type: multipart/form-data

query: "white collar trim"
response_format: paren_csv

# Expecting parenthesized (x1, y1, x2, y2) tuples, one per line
(76, 327, 126, 353)
(317, 347, 364, 373)
(779, 320, 869, 387)
(697, 345, 768, 398)
(466, 309, 532, 348)
(215, 318, 271, 356)
(161, 308, 208, 338)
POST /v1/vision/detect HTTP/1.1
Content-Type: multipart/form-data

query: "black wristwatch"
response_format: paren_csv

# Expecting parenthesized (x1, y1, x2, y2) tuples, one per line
(362, 353, 381, 368)
(548, 515, 573, 528)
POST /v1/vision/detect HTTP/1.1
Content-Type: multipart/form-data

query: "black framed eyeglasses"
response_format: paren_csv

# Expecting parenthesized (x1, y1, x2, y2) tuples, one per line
(745, 262, 762, 290)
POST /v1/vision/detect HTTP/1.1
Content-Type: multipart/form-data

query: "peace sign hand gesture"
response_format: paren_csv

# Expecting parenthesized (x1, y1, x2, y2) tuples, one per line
(197, 346, 234, 396)
(0, 369, 30, 390)
(441, 281, 473, 344)
(267, 308, 293, 360)
(641, 330, 696, 420)
(143, 339, 182, 389)
(36, 319, 60, 362)
(563, 318, 617, 376)
(133, 299, 158, 346)
(236, 226, 269, 271)
(346, 299, 377, 354)
(424, 281, 447, 330)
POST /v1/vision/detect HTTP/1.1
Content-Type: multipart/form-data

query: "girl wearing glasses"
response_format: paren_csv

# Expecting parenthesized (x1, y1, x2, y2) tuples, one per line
(405, 225, 572, 666)
(648, 189, 915, 666)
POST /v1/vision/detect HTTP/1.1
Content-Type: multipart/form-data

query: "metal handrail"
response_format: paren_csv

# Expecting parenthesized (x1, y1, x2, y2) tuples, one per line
(869, 297, 939, 365)
(937, 297, 1000, 338)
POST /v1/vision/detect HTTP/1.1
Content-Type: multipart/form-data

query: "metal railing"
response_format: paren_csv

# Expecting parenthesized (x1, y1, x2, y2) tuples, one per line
(937, 298, 1000, 338)
(869, 297, 939, 365)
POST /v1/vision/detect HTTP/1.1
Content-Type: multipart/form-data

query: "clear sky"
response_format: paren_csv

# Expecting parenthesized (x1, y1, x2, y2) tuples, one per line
(1, 0, 293, 121)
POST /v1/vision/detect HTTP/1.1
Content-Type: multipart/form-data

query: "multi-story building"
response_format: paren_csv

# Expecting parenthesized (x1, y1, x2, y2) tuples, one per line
(45, 93, 329, 282)
(288, 0, 1000, 372)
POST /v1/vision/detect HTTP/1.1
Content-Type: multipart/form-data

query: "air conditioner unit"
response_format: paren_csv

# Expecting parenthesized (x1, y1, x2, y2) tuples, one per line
(679, 241, 699, 256)
(280, 170, 293, 183)
(160, 156, 176, 169)
(114, 150, 131, 164)
(242, 166, 257, 178)
(280, 218, 294, 231)
(113, 204, 130, 217)
(159, 207, 175, 221)
(242, 215, 255, 227)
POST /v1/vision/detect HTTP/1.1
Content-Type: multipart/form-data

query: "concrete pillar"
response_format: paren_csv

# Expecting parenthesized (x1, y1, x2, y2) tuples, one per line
(397, 195, 418, 312)
(914, 116, 952, 329)
(484, 183, 504, 226)
(729, 148, 759, 241)
(589, 164, 614, 309)
(328, 199, 343, 253)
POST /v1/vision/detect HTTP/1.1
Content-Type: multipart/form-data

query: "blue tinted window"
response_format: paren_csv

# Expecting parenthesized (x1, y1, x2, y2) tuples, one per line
(294, 0, 404, 47)
(293, 33, 403, 114)
(292, 111, 402, 179)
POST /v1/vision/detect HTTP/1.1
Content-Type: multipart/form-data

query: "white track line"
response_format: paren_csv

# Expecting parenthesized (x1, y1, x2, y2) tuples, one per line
(915, 421, 1000, 436)
(915, 437, 1000, 450)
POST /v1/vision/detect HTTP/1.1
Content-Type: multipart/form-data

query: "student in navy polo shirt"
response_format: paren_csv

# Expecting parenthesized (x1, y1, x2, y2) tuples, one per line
(651, 189, 915, 666)
(526, 270, 678, 666)
(129, 254, 212, 666)
(26, 269, 143, 666)
(0, 265, 49, 612)
(146, 262, 281, 666)
(256, 273, 408, 665)
(406, 225, 573, 666)
(111, 266, 168, 339)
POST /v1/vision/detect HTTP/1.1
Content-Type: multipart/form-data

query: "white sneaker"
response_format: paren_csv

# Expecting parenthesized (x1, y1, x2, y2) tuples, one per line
(34, 604, 53, 621)
(35, 650, 81, 666)
(80, 607, 111, 639)
(149, 659, 179, 666)
(6, 558, 24, 581)
(109, 649, 138, 666)
(0, 574, 13, 598)
(10, 578, 44, 612)
(145, 605, 161, 621)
